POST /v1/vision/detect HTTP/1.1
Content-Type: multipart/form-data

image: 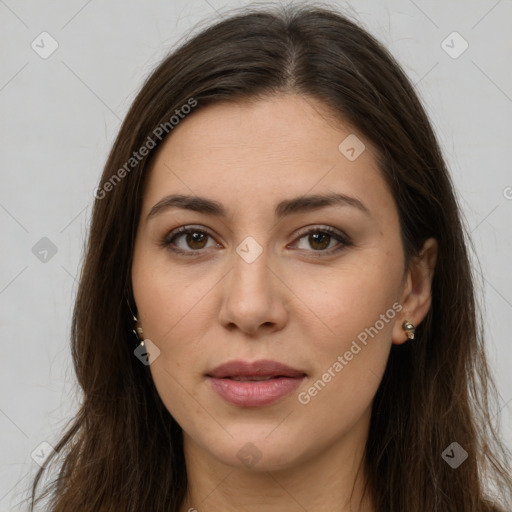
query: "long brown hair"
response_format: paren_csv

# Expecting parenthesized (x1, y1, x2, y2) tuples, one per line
(29, 3, 512, 511)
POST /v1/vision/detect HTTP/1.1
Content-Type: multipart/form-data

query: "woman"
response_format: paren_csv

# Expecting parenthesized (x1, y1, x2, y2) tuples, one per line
(30, 3, 512, 511)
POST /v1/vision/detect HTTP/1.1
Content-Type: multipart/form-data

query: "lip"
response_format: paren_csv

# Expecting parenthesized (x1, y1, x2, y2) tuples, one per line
(206, 359, 306, 379)
(206, 359, 307, 407)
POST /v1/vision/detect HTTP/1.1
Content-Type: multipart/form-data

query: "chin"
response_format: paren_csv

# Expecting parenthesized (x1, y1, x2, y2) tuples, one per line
(204, 429, 308, 472)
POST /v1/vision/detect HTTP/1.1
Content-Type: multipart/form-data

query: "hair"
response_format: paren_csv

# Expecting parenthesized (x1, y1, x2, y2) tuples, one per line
(29, 3, 512, 511)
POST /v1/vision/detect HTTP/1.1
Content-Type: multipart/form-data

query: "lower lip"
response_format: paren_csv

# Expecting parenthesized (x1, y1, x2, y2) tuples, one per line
(207, 376, 305, 407)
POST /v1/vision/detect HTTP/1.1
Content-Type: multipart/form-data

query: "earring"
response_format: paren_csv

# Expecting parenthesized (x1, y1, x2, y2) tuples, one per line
(132, 315, 145, 346)
(402, 320, 416, 340)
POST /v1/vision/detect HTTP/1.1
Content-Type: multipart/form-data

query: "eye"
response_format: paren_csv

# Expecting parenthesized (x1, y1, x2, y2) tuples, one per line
(161, 226, 220, 256)
(161, 225, 352, 257)
(291, 226, 351, 255)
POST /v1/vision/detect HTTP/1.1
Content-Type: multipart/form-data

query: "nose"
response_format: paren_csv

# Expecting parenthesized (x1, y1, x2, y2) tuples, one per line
(218, 246, 289, 336)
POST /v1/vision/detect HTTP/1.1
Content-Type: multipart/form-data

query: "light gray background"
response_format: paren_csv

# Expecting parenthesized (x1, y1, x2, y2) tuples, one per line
(1, 0, 511, 509)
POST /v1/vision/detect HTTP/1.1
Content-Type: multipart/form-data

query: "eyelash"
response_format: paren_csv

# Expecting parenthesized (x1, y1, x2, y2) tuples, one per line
(160, 225, 352, 258)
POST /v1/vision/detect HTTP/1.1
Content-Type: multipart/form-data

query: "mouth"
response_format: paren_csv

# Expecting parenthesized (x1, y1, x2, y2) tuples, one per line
(206, 359, 307, 379)
(206, 359, 307, 407)
(221, 375, 291, 381)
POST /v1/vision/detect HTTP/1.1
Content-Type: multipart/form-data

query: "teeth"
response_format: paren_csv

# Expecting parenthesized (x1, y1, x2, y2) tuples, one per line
(230, 376, 276, 381)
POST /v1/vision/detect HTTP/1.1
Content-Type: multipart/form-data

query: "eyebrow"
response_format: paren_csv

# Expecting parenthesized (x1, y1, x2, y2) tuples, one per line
(146, 192, 371, 221)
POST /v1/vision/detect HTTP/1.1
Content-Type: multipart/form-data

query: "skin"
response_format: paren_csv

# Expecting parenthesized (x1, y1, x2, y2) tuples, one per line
(131, 93, 438, 512)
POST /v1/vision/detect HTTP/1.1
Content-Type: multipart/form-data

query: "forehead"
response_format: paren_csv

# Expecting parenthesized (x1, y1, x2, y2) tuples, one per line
(153, 94, 370, 164)
(141, 94, 393, 220)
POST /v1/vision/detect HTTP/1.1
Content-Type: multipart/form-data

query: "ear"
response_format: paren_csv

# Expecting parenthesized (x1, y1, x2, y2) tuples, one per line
(392, 237, 438, 345)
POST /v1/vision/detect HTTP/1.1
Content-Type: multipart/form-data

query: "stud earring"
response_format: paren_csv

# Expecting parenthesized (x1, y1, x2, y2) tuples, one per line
(132, 315, 145, 346)
(402, 320, 416, 340)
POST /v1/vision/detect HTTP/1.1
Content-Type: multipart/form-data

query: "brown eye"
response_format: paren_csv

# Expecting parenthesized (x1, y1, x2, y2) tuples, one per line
(185, 232, 208, 250)
(293, 226, 352, 255)
(308, 232, 331, 250)
(162, 226, 219, 255)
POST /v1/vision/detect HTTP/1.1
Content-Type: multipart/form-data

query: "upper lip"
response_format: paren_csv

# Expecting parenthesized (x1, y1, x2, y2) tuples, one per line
(206, 359, 307, 379)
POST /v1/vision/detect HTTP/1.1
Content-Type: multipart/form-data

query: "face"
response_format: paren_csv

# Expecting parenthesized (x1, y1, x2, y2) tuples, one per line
(131, 93, 410, 471)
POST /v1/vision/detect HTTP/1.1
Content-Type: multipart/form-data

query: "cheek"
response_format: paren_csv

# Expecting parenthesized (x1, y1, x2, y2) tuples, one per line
(284, 248, 403, 352)
(132, 245, 221, 345)
(289, 262, 401, 439)
(133, 262, 212, 425)
(285, 251, 403, 419)
(131, 253, 227, 425)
